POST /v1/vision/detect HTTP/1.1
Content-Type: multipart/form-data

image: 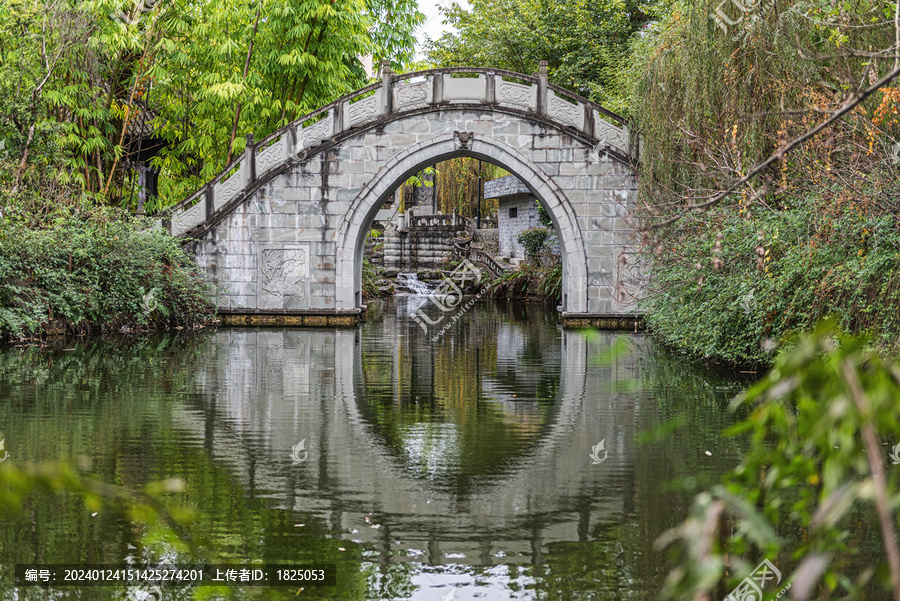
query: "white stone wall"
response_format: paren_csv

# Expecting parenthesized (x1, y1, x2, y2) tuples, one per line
(498, 194, 540, 259)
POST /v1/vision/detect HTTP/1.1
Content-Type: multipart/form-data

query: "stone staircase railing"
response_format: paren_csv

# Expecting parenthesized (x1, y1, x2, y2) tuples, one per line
(450, 215, 511, 279)
(159, 63, 633, 239)
(408, 212, 467, 229)
(470, 249, 512, 279)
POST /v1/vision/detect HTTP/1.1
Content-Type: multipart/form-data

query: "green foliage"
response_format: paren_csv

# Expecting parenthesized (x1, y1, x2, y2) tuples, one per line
(658, 324, 900, 601)
(643, 201, 900, 364)
(517, 226, 550, 261)
(0, 461, 198, 554)
(537, 200, 553, 227)
(423, 0, 657, 111)
(627, 0, 900, 217)
(486, 269, 531, 298)
(1, 0, 423, 210)
(485, 262, 560, 303)
(366, 0, 426, 71)
(538, 261, 562, 303)
(437, 158, 505, 218)
(627, 0, 900, 362)
(361, 256, 383, 300)
(0, 199, 215, 340)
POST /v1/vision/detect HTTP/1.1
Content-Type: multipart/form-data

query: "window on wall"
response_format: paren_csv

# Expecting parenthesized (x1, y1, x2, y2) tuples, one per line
(509, 207, 518, 218)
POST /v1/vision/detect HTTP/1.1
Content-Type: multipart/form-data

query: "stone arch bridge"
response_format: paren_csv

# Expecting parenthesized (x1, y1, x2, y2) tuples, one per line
(159, 64, 642, 325)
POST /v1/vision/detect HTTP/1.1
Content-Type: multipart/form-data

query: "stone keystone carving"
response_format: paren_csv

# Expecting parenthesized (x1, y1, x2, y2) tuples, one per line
(453, 131, 474, 150)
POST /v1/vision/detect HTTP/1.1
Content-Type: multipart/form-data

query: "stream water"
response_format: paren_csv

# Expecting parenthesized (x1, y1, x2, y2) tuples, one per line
(0, 298, 755, 600)
(395, 273, 434, 296)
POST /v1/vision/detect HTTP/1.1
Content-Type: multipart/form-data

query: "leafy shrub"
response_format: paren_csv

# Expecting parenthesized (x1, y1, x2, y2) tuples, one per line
(485, 262, 561, 303)
(537, 201, 553, 227)
(0, 203, 215, 340)
(538, 262, 562, 303)
(517, 227, 550, 261)
(659, 324, 900, 601)
(486, 270, 531, 298)
(629, 0, 900, 363)
(361, 257, 384, 301)
(643, 201, 900, 364)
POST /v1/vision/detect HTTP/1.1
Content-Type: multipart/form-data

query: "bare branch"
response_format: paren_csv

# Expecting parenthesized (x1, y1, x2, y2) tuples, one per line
(643, 63, 900, 231)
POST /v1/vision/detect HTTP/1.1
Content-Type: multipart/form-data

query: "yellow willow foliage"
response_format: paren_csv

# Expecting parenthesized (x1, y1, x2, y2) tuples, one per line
(436, 158, 505, 217)
(396, 158, 507, 217)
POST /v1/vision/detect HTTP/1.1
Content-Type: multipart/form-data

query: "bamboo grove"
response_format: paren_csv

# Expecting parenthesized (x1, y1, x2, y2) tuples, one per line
(0, 0, 424, 212)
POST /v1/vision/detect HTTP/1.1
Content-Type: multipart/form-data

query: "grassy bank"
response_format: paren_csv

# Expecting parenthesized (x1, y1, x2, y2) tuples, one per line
(484, 262, 562, 304)
(0, 200, 215, 342)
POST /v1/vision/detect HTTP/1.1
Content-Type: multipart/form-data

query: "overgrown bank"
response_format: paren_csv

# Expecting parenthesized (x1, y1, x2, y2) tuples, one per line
(0, 200, 215, 342)
(628, 0, 900, 363)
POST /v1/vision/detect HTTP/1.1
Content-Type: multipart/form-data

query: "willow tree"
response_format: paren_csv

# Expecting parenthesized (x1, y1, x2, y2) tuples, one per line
(436, 157, 505, 218)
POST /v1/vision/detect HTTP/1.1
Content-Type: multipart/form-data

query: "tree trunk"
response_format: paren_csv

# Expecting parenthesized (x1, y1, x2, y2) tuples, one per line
(226, 3, 262, 165)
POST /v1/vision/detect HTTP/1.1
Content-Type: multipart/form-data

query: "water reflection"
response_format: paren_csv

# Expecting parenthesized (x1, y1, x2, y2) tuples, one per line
(0, 298, 749, 600)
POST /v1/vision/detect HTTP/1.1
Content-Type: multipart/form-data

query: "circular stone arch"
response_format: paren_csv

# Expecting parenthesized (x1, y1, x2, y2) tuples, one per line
(335, 133, 589, 312)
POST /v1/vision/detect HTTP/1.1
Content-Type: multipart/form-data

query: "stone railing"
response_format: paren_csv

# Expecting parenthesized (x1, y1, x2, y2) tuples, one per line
(161, 62, 633, 238)
(408, 213, 465, 229)
(449, 216, 511, 279)
(472, 249, 511, 278)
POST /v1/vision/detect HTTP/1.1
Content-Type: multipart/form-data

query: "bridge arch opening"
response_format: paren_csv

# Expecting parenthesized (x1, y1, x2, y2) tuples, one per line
(336, 133, 588, 313)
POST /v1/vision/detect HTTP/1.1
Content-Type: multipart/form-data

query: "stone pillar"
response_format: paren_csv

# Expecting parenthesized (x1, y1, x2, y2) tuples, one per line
(537, 60, 548, 116)
(245, 133, 256, 184)
(381, 60, 393, 114)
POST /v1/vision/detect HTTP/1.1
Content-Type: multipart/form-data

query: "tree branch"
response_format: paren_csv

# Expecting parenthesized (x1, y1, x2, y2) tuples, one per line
(644, 63, 900, 231)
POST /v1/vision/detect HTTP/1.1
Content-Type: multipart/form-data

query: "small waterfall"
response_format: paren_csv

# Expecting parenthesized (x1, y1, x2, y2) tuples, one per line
(396, 272, 433, 295)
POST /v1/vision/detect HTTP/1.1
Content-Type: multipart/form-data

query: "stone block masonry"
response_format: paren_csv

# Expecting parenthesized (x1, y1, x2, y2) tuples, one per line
(166, 66, 642, 321)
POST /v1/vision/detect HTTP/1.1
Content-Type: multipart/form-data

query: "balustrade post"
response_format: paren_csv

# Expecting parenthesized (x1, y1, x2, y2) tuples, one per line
(205, 185, 214, 220)
(381, 60, 393, 114)
(537, 61, 548, 116)
(433, 70, 444, 105)
(288, 121, 297, 154)
(245, 133, 256, 186)
(583, 104, 594, 138)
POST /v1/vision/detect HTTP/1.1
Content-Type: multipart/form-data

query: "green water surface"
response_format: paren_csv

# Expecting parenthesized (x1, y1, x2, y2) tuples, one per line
(0, 298, 751, 600)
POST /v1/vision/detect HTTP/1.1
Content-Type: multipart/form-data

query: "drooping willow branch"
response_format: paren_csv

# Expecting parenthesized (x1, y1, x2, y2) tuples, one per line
(644, 63, 900, 231)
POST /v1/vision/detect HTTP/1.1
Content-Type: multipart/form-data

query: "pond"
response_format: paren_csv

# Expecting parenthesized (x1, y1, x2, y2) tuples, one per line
(0, 297, 752, 600)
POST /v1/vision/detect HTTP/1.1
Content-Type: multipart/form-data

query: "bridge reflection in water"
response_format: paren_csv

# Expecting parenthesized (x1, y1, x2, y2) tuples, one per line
(174, 299, 653, 587)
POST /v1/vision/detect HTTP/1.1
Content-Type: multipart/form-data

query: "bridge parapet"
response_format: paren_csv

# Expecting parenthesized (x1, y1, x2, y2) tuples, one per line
(163, 63, 635, 239)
